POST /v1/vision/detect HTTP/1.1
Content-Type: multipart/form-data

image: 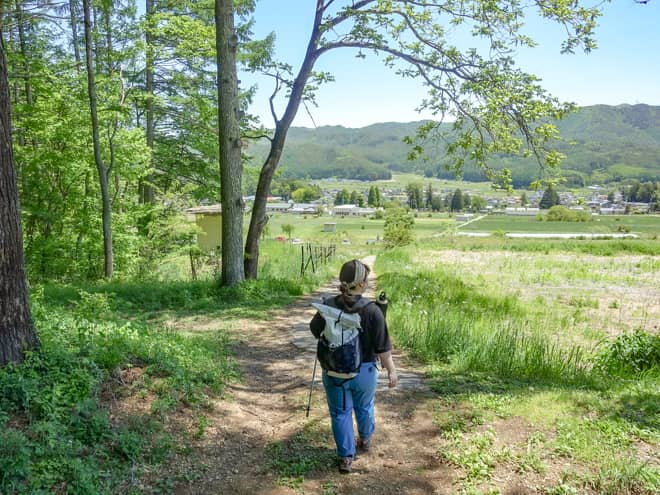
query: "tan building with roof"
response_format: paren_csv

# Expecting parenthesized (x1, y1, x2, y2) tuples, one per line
(186, 204, 222, 251)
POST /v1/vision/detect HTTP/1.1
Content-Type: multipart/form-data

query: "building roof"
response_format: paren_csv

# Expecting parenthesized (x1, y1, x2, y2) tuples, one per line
(186, 204, 222, 215)
(266, 203, 292, 209)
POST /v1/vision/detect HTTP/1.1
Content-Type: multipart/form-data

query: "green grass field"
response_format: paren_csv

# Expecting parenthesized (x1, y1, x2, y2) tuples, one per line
(374, 245, 659, 494)
(263, 212, 455, 246)
(458, 214, 660, 236)
(314, 173, 512, 198)
(259, 212, 660, 249)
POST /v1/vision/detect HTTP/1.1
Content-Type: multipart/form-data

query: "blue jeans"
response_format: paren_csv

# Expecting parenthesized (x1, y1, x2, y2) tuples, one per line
(322, 362, 378, 458)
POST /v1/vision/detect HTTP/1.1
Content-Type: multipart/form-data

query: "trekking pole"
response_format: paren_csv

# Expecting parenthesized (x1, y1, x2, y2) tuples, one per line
(305, 357, 318, 418)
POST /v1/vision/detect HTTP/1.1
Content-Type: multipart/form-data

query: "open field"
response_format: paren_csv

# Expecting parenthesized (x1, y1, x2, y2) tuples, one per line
(375, 242, 659, 494)
(256, 212, 659, 251)
(262, 212, 455, 245)
(314, 173, 513, 197)
(458, 214, 660, 236)
(407, 246, 659, 338)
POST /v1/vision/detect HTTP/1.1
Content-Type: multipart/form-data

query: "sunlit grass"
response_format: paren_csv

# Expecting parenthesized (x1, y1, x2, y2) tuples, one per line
(375, 241, 659, 494)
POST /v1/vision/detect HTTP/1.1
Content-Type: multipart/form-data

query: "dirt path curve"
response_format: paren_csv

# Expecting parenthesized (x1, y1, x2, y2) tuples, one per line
(173, 257, 454, 495)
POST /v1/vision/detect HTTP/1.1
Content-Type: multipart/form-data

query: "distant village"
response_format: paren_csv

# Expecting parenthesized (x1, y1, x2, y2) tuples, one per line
(244, 183, 654, 218)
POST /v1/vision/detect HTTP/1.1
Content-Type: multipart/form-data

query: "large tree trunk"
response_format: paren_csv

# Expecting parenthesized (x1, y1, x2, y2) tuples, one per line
(215, 0, 244, 286)
(82, 0, 113, 279)
(0, 30, 38, 366)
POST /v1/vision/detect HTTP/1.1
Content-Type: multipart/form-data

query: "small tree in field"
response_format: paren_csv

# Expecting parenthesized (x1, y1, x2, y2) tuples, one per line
(383, 208, 414, 249)
(450, 188, 464, 212)
(540, 186, 560, 209)
(281, 223, 294, 240)
(520, 192, 528, 206)
(471, 196, 487, 212)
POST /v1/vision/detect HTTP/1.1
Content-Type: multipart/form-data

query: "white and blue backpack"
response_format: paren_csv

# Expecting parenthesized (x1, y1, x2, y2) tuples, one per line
(312, 297, 372, 379)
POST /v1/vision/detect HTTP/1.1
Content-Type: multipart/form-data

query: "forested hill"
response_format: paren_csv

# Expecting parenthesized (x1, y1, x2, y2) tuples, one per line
(247, 104, 660, 187)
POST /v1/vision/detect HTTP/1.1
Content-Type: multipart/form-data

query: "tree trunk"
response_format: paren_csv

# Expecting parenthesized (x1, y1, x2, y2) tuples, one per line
(0, 30, 38, 366)
(215, 0, 244, 286)
(69, 0, 81, 66)
(243, 2, 325, 279)
(15, 1, 32, 107)
(82, 0, 113, 279)
(142, 0, 155, 204)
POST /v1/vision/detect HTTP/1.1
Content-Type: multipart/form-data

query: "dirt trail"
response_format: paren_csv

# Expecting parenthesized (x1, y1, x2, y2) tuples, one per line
(169, 257, 455, 494)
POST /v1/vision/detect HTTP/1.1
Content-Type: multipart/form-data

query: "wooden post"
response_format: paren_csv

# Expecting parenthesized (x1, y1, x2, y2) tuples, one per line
(300, 244, 305, 276)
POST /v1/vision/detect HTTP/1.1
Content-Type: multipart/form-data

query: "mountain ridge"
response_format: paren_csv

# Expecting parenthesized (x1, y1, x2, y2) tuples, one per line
(247, 104, 660, 187)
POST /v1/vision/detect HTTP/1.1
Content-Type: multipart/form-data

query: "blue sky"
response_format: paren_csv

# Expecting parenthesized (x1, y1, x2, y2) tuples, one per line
(240, 1, 660, 129)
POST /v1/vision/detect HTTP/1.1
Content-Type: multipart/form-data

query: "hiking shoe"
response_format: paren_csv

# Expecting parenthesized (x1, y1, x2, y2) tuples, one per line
(356, 437, 371, 454)
(338, 456, 353, 473)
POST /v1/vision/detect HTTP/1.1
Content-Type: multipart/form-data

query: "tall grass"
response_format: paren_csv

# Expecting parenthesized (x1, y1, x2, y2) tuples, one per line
(376, 250, 594, 385)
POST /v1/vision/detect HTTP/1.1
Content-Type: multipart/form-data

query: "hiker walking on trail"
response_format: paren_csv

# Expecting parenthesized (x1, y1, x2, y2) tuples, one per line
(310, 259, 397, 473)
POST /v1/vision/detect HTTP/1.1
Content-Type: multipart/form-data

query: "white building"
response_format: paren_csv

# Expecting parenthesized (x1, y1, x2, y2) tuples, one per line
(332, 205, 376, 217)
(504, 207, 540, 216)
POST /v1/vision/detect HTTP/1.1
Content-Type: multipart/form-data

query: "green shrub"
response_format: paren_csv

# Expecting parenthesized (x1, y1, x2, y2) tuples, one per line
(545, 206, 591, 222)
(595, 329, 660, 376)
(0, 283, 240, 494)
(0, 428, 31, 492)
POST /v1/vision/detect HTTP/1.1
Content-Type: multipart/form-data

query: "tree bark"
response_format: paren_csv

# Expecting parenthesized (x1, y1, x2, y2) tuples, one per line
(82, 0, 113, 279)
(215, 0, 244, 286)
(142, 0, 155, 204)
(69, 0, 81, 66)
(0, 30, 38, 366)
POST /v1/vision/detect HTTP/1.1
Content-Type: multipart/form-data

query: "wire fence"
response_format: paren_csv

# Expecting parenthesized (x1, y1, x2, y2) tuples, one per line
(300, 243, 336, 276)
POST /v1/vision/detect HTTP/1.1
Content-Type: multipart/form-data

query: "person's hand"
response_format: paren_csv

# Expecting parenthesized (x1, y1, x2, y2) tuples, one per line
(387, 369, 398, 388)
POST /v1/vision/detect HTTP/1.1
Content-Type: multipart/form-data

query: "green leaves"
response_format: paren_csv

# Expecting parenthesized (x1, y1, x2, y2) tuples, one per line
(383, 206, 415, 248)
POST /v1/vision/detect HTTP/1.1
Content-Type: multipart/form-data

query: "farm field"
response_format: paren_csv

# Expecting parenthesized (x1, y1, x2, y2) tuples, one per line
(458, 214, 660, 236)
(262, 212, 455, 244)
(259, 212, 660, 249)
(314, 173, 514, 197)
(402, 241, 659, 338)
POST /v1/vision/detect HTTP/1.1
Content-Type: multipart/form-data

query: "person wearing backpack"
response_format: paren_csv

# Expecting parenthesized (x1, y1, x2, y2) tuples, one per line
(309, 259, 397, 473)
